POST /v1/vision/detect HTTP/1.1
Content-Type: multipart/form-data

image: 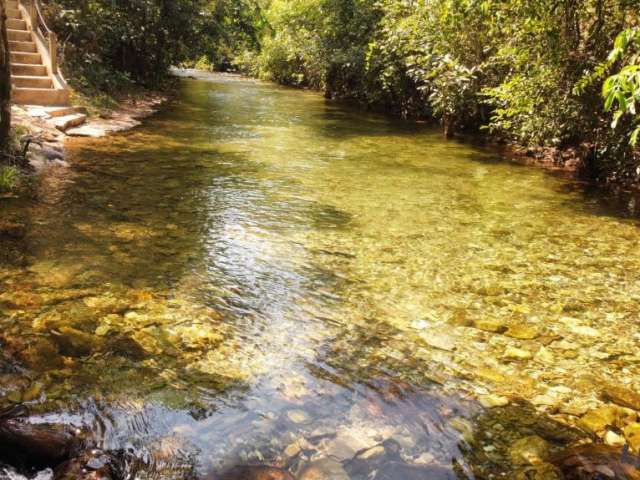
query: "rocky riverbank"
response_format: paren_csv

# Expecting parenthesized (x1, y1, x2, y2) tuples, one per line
(9, 92, 168, 170)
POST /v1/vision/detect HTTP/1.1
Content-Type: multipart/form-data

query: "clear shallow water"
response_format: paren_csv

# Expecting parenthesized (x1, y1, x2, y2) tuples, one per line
(2, 72, 640, 478)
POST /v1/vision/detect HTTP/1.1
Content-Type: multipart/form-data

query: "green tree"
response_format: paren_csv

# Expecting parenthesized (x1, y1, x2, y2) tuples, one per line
(603, 28, 640, 146)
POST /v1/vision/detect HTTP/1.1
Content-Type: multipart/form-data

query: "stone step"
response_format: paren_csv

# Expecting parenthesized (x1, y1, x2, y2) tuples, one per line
(7, 18, 27, 30)
(7, 8, 21, 19)
(9, 40, 38, 53)
(10, 51, 42, 65)
(11, 63, 47, 76)
(45, 106, 88, 118)
(8, 29, 31, 42)
(12, 87, 70, 106)
(13, 75, 53, 89)
(52, 113, 87, 132)
(7, 0, 19, 8)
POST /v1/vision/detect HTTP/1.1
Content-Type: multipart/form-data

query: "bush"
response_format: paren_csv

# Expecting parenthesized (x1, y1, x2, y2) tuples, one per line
(0, 165, 19, 193)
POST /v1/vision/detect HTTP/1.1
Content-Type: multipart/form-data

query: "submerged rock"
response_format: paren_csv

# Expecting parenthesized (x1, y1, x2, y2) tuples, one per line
(509, 435, 551, 465)
(210, 465, 295, 480)
(299, 459, 349, 480)
(603, 385, 640, 412)
(505, 324, 540, 340)
(514, 463, 563, 480)
(579, 405, 623, 434)
(624, 423, 640, 452)
(551, 444, 640, 479)
(0, 221, 26, 240)
(53, 449, 116, 480)
(0, 413, 83, 469)
(370, 461, 456, 480)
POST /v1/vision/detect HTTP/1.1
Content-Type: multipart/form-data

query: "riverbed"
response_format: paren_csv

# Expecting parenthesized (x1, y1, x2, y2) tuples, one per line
(2, 72, 640, 479)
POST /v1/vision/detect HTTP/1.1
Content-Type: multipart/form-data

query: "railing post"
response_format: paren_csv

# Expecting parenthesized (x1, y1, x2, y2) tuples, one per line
(29, 1, 36, 29)
(49, 32, 57, 73)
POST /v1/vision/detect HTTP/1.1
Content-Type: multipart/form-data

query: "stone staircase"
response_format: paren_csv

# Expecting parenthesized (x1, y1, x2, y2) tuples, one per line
(4, 0, 86, 130)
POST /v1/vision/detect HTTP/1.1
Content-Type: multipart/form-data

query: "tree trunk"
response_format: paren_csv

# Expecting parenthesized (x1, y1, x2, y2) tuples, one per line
(0, 0, 11, 150)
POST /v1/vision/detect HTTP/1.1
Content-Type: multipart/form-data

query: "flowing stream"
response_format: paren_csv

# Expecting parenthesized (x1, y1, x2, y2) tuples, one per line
(2, 72, 640, 479)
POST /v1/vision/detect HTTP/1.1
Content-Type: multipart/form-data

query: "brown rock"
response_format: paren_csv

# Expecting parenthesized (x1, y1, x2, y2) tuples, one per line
(510, 436, 551, 465)
(212, 466, 295, 480)
(514, 463, 563, 480)
(551, 444, 640, 480)
(602, 385, 640, 411)
(578, 405, 621, 434)
(371, 461, 455, 480)
(624, 423, 640, 452)
(0, 222, 26, 239)
(0, 416, 81, 468)
(505, 324, 540, 340)
(299, 459, 349, 480)
(54, 450, 115, 480)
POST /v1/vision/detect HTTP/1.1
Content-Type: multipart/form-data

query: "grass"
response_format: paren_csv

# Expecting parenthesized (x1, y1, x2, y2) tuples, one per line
(0, 165, 19, 193)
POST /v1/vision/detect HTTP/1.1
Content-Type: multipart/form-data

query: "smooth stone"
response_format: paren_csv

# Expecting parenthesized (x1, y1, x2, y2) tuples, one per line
(0, 417, 80, 469)
(479, 394, 509, 408)
(320, 430, 377, 461)
(473, 318, 506, 333)
(551, 444, 640, 479)
(357, 445, 386, 461)
(572, 325, 599, 338)
(602, 385, 640, 411)
(532, 394, 560, 408)
(578, 405, 620, 434)
(604, 430, 626, 447)
(623, 423, 640, 451)
(535, 347, 555, 364)
(419, 331, 457, 351)
(286, 409, 311, 424)
(505, 324, 540, 340)
(514, 463, 563, 480)
(413, 452, 436, 464)
(504, 347, 532, 360)
(21, 382, 43, 402)
(370, 461, 454, 480)
(213, 466, 295, 480)
(299, 459, 349, 480)
(509, 435, 551, 465)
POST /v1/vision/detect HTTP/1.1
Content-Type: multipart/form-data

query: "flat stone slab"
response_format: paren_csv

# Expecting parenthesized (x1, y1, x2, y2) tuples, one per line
(65, 125, 107, 138)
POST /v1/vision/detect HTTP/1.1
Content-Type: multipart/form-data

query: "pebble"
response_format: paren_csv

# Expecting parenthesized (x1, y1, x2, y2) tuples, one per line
(509, 435, 551, 465)
(298, 459, 349, 480)
(604, 430, 626, 447)
(504, 347, 532, 360)
(358, 445, 386, 461)
(479, 394, 509, 408)
(473, 318, 506, 333)
(505, 324, 540, 340)
(573, 325, 599, 338)
(286, 409, 311, 424)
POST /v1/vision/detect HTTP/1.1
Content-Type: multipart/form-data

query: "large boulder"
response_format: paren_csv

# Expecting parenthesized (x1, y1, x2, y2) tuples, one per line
(0, 414, 83, 469)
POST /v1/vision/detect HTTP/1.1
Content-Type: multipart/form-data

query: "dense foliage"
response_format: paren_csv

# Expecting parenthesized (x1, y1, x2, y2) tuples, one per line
(43, 0, 265, 94)
(41, 0, 640, 183)
(603, 28, 640, 147)
(239, 0, 639, 182)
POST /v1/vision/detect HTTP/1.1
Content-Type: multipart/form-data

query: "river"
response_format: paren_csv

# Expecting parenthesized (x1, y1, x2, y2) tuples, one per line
(2, 72, 640, 479)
